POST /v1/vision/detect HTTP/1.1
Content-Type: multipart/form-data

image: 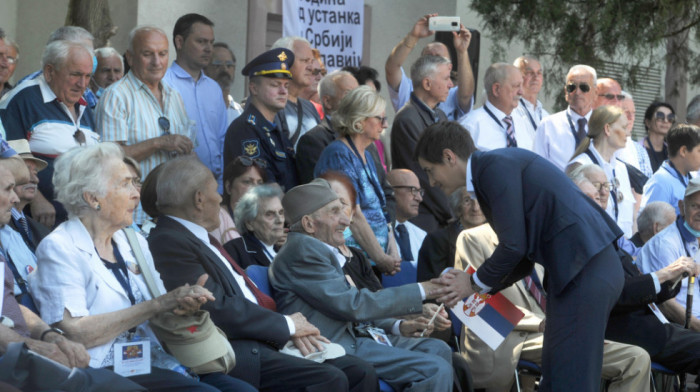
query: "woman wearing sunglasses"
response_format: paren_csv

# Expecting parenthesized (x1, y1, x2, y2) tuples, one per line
(209, 156, 268, 245)
(641, 101, 676, 173)
(568, 105, 636, 238)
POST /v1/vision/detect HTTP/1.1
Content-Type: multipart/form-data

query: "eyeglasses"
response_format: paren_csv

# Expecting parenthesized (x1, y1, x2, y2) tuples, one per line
(591, 181, 612, 192)
(372, 116, 388, 125)
(598, 93, 625, 101)
(393, 185, 424, 197)
(566, 83, 591, 93)
(158, 116, 170, 135)
(592, 180, 624, 202)
(655, 112, 676, 123)
(73, 129, 86, 146)
(311, 69, 326, 76)
(237, 156, 269, 169)
(132, 178, 142, 188)
(210, 60, 235, 68)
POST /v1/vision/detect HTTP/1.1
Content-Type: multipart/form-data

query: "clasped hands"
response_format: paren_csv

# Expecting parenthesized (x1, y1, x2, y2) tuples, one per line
(421, 269, 475, 308)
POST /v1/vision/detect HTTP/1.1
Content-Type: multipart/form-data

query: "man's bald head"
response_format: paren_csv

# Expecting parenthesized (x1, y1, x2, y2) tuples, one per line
(421, 42, 450, 61)
(388, 169, 422, 222)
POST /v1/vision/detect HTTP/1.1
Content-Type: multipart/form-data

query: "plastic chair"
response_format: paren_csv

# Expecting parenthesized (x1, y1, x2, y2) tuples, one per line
(650, 362, 678, 392)
(245, 265, 272, 296)
(381, 261, 417, 288)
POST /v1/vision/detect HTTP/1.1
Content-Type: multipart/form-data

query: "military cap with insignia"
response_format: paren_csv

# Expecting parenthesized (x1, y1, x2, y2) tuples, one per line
(242, 48, 295, 79)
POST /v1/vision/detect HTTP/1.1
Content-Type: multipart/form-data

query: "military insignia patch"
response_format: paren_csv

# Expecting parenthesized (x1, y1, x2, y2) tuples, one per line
(278, 51, 288, 62)
(242, 140, 260, 158)
(281, 63, 287, 70)
(247, 114, 256, 125)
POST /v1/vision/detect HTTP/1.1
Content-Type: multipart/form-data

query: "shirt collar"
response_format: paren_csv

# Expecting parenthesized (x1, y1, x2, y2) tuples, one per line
(410, 92, 440, 122)
(170, 61, 208, 83)
(167, 215, 210, 244)
(588, 143, 615, 166)
(466, 155, 475, 197)
(321, 241, 347, 268)
(10, 208, 24, 221)
(567, 106, 592, 122)
(38, 74, 87, 107)
(485, 99, 509, 119)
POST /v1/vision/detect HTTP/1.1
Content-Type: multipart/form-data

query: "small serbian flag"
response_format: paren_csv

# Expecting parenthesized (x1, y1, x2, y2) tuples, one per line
(449, 267, 525, 350)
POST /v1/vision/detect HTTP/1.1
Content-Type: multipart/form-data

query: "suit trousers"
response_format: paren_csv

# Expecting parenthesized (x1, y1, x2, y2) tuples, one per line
(128, 367, 256, 392)
(355, 335, 453, 392)
(540, 244, 624, 392)
(653, 323, 700, 375)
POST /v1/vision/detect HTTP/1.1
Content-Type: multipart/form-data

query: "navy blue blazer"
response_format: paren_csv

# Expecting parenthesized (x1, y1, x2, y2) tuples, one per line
(471, 149, 622, 295)
(224, 233, 272, 269)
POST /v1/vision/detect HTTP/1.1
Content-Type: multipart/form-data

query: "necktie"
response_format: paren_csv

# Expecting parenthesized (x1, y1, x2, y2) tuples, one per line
(503, 116, 517, 148)
(394, 223, 413, 262)
(17, 217, 32, 244)
(576, 117, 588, 146)
(523, 270, 547, 312)
(208, 235, 277, 311)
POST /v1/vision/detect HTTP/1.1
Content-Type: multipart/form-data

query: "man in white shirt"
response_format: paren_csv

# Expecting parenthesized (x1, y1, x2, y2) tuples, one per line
(460, 63, 529, 150)
(534, 64, 598, 171)
(387, 169, 427, 268)
(513, 56, 549, 138)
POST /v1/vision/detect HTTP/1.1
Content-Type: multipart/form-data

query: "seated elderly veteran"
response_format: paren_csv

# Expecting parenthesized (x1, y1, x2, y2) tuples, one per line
(28, 143, 255, 392)
(270, 178, 454, 392)
(223, 184, 285, 269)
(6, 140, 51, 252)
(456, 223, 652, 392)
(147, 156, 379, 392)
(638, 176, 700, 328)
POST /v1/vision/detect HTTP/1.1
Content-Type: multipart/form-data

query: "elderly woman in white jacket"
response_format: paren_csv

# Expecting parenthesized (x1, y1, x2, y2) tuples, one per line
(29, 143, 256, 392)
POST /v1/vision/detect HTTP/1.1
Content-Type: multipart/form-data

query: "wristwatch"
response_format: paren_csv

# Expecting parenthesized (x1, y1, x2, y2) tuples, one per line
(40, 327, 65, 341)
(469, 273, 484, 294)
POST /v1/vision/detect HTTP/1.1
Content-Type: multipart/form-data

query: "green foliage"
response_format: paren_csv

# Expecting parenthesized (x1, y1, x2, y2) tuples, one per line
(470, 0, 700, 102)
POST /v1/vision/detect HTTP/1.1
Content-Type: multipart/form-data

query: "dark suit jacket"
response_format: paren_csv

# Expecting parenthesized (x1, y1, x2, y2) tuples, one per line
(390, 96, 452, 232)
(9, 215, 51, 251)
(606, 251, 679, 356)
(416, 220, 461, 282)
(148, 216, 290, 387)
(471, 149, 622, 295)
(223, 233, 272, 269)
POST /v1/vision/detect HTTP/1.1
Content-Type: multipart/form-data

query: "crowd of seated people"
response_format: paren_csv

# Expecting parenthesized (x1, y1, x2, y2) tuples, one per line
(2, 8, 700, 392)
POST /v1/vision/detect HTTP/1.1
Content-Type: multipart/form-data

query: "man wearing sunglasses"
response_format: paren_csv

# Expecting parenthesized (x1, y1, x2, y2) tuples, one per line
(594, 78, 625, 108)
(534, 64, 598, 171)
(224, 48, 300, 192)
(460, 63, 530, 150)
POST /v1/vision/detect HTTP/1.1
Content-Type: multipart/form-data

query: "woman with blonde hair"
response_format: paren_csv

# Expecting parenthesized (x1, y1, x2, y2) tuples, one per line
(568, 105, 635, 237)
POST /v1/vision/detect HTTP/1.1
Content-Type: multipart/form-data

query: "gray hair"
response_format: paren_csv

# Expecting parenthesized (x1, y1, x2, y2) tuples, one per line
(5, 36, 18, 58)
(53, 143, 124, 218)
(484, 63, 515, 98)
(95, 46, 124, 68)
(271, 36, 310, 51)
(127, 25, 167, 52)
(318, 70, 354, 102)
(41, 40, 93, 70)
(568, 163, 605, 185)
(567, 64, 597, 84)
(637, 201, 676, 239)
(155, 156, 212, 214)
(410, 55, 451, 90)
(449, 187, 466, 216)
(513, 55, 539, 71)
(0, 28, 5, 40)
(331, 85, 386, 137)
(47, 26, 94, 45)
(234, 183, 284, 236)
(621, 90, 633, 100)
(687, 95, 700, 125)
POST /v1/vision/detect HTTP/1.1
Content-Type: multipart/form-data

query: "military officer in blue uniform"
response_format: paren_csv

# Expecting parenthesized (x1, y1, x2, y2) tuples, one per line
(224, 48, 299, 191)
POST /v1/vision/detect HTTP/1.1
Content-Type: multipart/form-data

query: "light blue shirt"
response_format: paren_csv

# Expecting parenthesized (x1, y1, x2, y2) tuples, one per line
(637, 216, 700, 317)
(389, 67, 471, 121)
(164, 62, 227, 193)
(641, 160, 690, 215)
(0, 224, 37, 295)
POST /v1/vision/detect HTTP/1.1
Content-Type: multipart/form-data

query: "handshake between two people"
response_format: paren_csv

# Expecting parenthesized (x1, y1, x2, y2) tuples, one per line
(420, 268, 479, 308)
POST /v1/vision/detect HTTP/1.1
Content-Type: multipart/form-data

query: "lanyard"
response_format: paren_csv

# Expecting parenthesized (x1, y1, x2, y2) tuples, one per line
(663, 160, 689, 188)
(345, 136, 390, 223)
(584, 149, 619, 220)
(565, 112, 581, 141)
(249, 235, 275, 262)
(520, 98, 538, 130)
(483, 105, 505, 130)
(99, 241, 136, 306)
(677, 218, 696, 259)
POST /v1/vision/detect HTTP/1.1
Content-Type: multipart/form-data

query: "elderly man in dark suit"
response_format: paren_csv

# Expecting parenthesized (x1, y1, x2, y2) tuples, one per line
(270, 178, 453, 392)
(148, 156, 379, 392)
(414, 121, 625, 392)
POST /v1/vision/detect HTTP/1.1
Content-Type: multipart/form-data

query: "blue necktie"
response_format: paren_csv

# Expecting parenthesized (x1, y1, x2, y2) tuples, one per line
(394, 223, 413, 261)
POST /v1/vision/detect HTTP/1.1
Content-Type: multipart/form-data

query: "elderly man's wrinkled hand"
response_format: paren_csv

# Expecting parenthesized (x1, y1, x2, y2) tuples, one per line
(432, 269, 474, 307)
(422, 303, 451, 331)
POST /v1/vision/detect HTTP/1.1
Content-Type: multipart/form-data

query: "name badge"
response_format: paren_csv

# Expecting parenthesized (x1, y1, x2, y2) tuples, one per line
(114, 337, 151, 376)
(368, 327, 392, 347)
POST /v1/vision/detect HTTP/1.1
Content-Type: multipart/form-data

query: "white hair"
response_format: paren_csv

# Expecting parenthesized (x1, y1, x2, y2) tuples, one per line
(47, 26, 94, 45)
(410, 55, 451, 89)
(234, 184, 284, 236)
(271, 36, 310, 51)
(318, 70, 354, 102)
(567, 64, 597, 84)
(127, 25, 167, 52)
(41, 40, 93, 69)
